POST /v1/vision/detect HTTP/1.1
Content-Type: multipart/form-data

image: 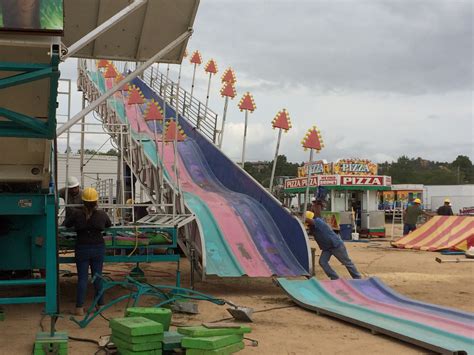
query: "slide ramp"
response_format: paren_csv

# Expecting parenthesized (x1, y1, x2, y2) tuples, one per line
(277, 277, 474, 354)
(86, 67, 311, 277)
(351, 277, 474, 327)
(392, 216, 474, 251)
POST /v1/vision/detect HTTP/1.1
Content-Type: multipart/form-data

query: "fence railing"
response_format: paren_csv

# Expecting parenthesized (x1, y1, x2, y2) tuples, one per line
(142, 69, 219, 143)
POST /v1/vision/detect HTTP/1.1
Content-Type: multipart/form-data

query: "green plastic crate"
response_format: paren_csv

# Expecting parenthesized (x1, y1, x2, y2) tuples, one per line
(126, 307, 172, 331)
(182, 334, 243, 350)
(177, 326, 251, 337)
(162, 331, 184, 351)
(109, 317, 163, 337)
(112, 335, 162, 352)
(116, 348, 162, 355)
(186, 341, 245, 355)
(113, 329, 164, 344)
(34, 332, 68, 355)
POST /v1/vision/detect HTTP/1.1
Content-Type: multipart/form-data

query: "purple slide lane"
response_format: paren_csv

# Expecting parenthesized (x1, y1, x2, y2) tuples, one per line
(321, 279, 474, 338)
(113, 85, 273, 277)
(350, 277, 474, 326)
(177, 139, 307, 276)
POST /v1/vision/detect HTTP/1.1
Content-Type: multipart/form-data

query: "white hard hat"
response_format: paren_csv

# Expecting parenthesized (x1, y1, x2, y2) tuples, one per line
(67, 176, 80, 188)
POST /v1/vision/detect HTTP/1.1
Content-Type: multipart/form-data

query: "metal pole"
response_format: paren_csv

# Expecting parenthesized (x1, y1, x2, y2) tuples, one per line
(269, 128, 283, 194)
(302, 148, 314, 222)
(172, 64, 184, 220)
(79, 95, 86, 187)
(203, 72, 212, 122)
(62, 0, 148, 60)
(189, 63, 197, 113)
(160, 80, 168, 206)
(57, 29, 192, 135)
(218, 96, 229, 149)
(241, 110, 249, 168)
(64, 80, 72, 206)
(120, 126, 126, 225)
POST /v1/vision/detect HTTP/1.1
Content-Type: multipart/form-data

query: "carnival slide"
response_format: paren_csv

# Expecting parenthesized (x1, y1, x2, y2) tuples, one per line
(277, 277, 474, 354)
(87, 68, 311, 277)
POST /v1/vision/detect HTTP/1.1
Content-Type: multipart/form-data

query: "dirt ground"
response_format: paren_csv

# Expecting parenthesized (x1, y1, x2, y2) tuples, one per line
(1, 239, 473, 355)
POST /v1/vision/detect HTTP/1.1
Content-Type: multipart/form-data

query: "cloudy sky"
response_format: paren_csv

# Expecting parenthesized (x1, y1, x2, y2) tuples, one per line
(59, 0, 473, 164)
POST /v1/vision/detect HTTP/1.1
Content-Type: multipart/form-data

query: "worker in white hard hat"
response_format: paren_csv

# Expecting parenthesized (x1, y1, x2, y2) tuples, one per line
(59, 176, 83, 221)
(437, 199, 454, 216)
(64, 187, 112, 316)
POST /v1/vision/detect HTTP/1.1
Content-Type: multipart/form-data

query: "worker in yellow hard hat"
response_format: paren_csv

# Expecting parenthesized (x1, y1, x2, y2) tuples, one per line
(305, 206, 361, 280)
(305, 211, 314, 231)
(437, 198, 454, 216)
(64, 187, 112, 316)
(403, 198, 432, 235)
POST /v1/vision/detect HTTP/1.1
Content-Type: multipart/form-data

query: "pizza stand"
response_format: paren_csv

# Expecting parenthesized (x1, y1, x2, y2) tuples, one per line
(283, 159, 392, 238)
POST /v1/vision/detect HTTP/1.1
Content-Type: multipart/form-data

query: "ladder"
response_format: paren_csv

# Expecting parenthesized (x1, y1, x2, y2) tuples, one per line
(77, 59, 198, 265)
(391, 209, 404, 240)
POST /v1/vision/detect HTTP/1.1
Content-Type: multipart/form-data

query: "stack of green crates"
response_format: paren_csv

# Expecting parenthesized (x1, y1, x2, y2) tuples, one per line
(178, 325, 252, 355)
(33, 332, 68, 355)
(109, 317, 164, 355)
(125, 307, 172, 331)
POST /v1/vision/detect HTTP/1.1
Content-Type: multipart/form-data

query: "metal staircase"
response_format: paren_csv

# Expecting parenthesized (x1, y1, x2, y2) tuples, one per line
(77, 59, 201, 265)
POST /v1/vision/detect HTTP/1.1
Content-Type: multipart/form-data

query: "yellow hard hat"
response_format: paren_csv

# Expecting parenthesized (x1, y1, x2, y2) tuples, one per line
(444, 198, 450, 203)
(306, 211, 315, 219)
(82, 187, 99, 202)
(414, 198, 421, 204)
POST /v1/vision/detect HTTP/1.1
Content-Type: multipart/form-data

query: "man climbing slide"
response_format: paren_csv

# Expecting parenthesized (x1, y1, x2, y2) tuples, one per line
(306, 203, 362, 280)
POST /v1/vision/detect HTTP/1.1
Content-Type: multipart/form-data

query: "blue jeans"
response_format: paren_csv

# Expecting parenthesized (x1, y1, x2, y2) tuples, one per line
(75, 244, 105, 308)
(319, 244, 362, 280)
(403, 223, 417, 235)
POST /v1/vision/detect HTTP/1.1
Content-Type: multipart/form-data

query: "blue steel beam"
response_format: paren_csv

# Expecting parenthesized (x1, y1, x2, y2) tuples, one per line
(0, 67, 54, 90)
(0, 279, 46, 286)
(0, 108, 49, 135)
(0, 297, 46, 305)
(0, 62, 49, 72)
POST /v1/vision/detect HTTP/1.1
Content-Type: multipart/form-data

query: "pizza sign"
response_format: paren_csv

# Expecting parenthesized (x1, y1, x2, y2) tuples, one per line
(284, 175, 338, 189)
(284, 176, 318, 189)
(297, 161, 330, 177)
(333, 159, 378, 175)
(340, 176, 384, 186)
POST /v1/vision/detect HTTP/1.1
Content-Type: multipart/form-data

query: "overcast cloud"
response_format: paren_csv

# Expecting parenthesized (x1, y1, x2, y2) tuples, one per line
(59, 0, 473, 165)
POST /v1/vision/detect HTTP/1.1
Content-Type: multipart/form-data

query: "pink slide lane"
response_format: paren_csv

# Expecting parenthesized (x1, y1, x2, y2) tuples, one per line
(322, 279, 474, 338)
(115, 86, 273, 277)
(162, 144, 273, 277)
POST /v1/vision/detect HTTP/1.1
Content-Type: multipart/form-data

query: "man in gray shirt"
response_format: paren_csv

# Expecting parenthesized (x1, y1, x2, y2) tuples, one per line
(59, 176, 83, 221)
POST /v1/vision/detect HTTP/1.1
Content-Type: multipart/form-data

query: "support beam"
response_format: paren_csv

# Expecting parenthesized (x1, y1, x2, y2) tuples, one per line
(0, 108, 49, 135)
(0, 67, 53, 90)
(57, 29, 193, 136)
(62, 0, 148, 60)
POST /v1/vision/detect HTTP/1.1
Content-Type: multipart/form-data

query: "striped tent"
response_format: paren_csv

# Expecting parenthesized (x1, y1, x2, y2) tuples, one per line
(392, 216, 474, 251)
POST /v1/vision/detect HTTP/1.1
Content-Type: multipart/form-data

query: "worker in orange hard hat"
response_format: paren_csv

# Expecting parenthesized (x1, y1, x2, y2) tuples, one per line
(64, 187, 112, 316)
(437, 199, 454, 216)
(403, 198, 432, 235)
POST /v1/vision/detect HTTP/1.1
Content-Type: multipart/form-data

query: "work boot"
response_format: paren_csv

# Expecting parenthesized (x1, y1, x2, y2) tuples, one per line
(75, 307, 84, 316)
